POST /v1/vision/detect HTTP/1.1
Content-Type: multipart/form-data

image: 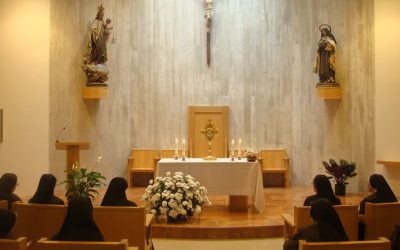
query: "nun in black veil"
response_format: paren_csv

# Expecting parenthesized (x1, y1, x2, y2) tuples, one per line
(29, 174, 64, 205)
(358, 174, 397, 240)
(0, 208, 17, 239)
(283, 199, 349, 250)
(303, 175, 341, 206)
(52, 196, 104, 241)
(101, 177, 137, 207)
(0, 173, 22, 209)
(359, 174, 397, 214)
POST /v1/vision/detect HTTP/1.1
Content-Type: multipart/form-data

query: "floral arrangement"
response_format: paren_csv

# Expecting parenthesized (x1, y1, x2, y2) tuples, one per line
(142, 172, 210, 223)
(244, 147, 258, 162)
(61, 156, 106, 201)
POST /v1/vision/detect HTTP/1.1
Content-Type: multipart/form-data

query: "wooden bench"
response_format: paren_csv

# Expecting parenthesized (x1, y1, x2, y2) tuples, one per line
(363, 202, 400, 240)
(0, 200, 7, 209)
(282, 205, 358, 241)
(12, 203, 153, 250)
(299, 237, 390, 250)
(127, 149, 159, 187)
(12, 203, 67, 250)
(37, 238, 137, 250)
(93, 206, 153, 250)
(0, 237, 27, 250)
(160, 149, 175, 158)
(258, 149, 290, 187)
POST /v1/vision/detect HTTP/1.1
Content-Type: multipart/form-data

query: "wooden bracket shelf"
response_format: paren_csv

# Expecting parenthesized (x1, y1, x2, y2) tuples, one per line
(376, 160, 400, 167)
(316, 85, 341, 100)
(82, 86, 109, 100)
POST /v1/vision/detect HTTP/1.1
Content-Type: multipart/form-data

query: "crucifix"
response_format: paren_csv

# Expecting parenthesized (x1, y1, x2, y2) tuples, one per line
(204, 0, 214, 66)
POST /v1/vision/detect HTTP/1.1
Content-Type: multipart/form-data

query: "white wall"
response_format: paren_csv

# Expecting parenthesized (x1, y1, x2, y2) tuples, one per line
(375, 0, 400, 195)
(0, 0, 50, 196)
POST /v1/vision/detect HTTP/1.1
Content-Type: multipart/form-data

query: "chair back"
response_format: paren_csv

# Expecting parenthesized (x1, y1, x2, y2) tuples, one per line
(294, 205, 358, 240)
(11, 203, 67, 249)
(129, 149, 159, 170)
(365, 202, 400, 240)
(299, 237, 390, 250)
(36, 238, 130, 250)
(93, 206, 147, 250)
(0, 237, 27, 250)
(160, 149, 175, 158)
(259, 149, 289, 170)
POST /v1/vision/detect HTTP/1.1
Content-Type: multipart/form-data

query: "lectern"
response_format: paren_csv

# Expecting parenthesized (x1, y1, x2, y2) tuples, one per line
(55, 142, 90, 170)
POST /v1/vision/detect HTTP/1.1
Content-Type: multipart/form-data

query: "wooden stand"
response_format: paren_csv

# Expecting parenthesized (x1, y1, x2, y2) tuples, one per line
(82, 86, 109, 99)
(55, 141, 90, 170)
(229, 195, 249, 211)
(316, 85, 341, 100)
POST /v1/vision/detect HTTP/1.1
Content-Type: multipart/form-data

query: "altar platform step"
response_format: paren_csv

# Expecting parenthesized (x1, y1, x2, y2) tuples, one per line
(126, 187, 365, 239)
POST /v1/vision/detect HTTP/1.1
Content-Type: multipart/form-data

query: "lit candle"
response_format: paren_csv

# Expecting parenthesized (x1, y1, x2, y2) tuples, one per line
(238, 138, 242, 155)
(182, 139, 186, 156)
(231, 139, 235, 156)
(175, 138, 179, 156)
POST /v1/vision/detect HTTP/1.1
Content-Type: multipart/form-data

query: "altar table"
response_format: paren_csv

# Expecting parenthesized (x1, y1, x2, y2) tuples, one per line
(156, 158, 265, 213)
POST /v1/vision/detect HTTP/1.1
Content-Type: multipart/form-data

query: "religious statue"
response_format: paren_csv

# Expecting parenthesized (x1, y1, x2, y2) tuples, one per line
(313, 24, 338, 85)
(204, 0, 214, 66)
(82, 5, 113, 85)
(204, 0, 214, 33)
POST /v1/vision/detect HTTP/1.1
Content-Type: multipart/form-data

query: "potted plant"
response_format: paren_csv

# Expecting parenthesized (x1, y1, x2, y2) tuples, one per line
(62, 156, 106, 201)
(323, 159, 357, 196)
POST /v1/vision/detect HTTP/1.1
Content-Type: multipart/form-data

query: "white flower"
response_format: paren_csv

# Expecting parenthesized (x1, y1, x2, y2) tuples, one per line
(162, 201, 168, 207)
(166, 172, 171, 177)
(150, 209, 156, 214)
(182, 201, 188, 206)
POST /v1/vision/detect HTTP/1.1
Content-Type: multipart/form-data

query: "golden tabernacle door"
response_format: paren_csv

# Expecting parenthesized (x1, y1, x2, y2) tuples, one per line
(188, 106, 229, 158)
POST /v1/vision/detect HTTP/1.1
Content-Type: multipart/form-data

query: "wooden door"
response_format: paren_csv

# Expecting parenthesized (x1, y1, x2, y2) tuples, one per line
(188, 106, 229, 158)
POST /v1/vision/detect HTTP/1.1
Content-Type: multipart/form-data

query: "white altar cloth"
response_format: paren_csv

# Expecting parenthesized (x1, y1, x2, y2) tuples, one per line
(156, 158, 265, 213)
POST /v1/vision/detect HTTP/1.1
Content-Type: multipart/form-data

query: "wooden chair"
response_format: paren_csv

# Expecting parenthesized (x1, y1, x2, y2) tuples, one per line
(299, 237, 390, 250)
(37, 238, 137, 250)
(127, 149, 159, 187)
(93, 206, 154, 250)
(0, 237, 28, 250)
(0, 200, 7, 209)
(160, 149, 175, 158)
(281, 205, 358, 241)
(258, 149, 290, 187)
(11, 203, 67, 250)
(363, 202, 400, 240)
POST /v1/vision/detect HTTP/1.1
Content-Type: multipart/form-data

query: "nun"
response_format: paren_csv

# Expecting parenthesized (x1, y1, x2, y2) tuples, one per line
(101, 177, 137, 206)
(303, 175, 341, 206)
(0, 173, 22, 209)
(0, 209, 17, 239)
(29, 174, 64, 205)
(283, 199, 349, 250)
(52, 195, 103, 241)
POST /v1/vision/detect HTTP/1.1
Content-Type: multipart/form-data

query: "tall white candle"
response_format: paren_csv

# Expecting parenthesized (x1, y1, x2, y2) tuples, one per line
(175, 138, 179, 156)
(231, 139, 235, 156)
(182, 139, 186, 156)
(238, 138, 242, 155)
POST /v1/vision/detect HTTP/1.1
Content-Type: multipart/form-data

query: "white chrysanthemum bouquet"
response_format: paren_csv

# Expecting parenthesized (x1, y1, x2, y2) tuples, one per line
(142, 172, 210, 223)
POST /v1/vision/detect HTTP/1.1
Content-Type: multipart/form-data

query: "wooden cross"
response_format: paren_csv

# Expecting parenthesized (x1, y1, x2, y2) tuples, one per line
(204, 0, 214, 66)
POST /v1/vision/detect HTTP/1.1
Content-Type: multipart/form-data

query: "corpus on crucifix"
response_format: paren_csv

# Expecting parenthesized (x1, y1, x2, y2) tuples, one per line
(204, 0, 214, 66)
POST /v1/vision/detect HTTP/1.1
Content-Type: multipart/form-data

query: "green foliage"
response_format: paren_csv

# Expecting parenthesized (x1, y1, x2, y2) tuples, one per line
(61, 165, 106, 201)
(323, 159, 357, 185)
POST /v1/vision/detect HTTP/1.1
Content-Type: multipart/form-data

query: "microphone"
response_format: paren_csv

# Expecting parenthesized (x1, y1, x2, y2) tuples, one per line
(55, 127, 66, 143)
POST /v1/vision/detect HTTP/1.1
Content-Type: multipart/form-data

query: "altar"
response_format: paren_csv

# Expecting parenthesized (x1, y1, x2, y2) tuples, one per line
(156, 158, 265, 213)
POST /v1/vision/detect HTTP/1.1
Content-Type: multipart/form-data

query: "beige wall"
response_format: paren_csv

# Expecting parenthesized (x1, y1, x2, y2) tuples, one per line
(0, 0, 50, 196)
(50, 0, 375, 191)
(375, 0, 400, 195)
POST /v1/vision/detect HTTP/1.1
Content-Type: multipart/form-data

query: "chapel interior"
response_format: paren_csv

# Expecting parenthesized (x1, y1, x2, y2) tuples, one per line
(0, 0, 399, 249)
